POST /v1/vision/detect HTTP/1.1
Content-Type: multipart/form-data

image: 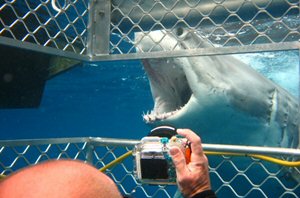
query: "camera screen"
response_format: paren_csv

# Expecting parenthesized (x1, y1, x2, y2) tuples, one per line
(141, 159, 169, 179)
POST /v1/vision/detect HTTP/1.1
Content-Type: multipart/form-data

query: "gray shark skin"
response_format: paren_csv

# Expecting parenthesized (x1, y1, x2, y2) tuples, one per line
(136, 28, 300, 149)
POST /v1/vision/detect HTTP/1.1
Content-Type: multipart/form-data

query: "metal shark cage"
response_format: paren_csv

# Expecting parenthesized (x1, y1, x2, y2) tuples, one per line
(1, 137, 300, 197)
(1, 0, 300, 197)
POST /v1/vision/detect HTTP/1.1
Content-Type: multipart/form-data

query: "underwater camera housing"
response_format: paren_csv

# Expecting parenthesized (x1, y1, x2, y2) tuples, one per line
(133, 126, 190, 185)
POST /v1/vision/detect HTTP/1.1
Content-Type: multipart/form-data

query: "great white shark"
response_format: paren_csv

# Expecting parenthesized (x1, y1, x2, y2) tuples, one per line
(135, 28, 300, 149)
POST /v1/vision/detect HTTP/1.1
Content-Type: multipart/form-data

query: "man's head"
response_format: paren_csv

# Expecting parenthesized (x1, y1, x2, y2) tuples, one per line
(0, 160, 122, 198)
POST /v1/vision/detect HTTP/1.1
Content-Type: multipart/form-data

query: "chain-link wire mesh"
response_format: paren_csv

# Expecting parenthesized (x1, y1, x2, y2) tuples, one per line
(1, 137, 300, 197)
(0, 1, 300, 196)
(0, 0, 89, 55)
(0, 138, 89, 175)
(110, 0, 300, 57)
(1, 0, 298, 60)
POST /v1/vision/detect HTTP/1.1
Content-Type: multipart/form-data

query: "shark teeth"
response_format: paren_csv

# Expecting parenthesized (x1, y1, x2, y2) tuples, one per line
(142, 107, 182, 123)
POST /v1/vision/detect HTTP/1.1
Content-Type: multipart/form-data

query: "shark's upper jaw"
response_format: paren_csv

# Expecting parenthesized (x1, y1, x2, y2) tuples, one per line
(142, 59, 192, 123)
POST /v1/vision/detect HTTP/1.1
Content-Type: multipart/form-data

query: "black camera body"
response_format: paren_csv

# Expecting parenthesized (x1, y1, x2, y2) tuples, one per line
(133, 135, 189, 184)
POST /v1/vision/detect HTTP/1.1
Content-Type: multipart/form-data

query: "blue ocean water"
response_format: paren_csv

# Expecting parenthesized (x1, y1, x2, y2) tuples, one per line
(0, 50, 298, 198)
(1, 0, 299, 141)
(0, 60, 153, 140)
(0, 50, 298, 141)
(1, 1, 299, 197)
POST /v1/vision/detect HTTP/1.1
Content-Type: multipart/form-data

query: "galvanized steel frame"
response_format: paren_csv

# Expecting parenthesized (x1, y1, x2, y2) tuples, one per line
(0, 0, 90, 61)
(1, 1, 300, 197)
(0, 0, 299, 61)
(1, 137, 300, 197)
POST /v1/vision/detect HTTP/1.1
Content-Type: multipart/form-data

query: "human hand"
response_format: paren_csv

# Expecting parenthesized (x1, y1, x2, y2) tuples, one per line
(170, 129, 211, 198)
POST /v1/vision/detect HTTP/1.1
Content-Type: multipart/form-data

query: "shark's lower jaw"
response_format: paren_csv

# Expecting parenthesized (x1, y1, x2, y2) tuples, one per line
(143, 107, 183, 123)
(143, 89, 192, 124)
(142, 59, 192, 123)
(142, 90, 192, 123)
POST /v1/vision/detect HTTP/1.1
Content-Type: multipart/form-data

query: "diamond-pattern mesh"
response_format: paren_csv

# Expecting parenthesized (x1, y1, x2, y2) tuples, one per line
(0, 0, 89, 55)
(0, 140, 88, 175)
(1, 138, 300, 198)
(111, 0, 300, 55)
(0, 0, 298, 59)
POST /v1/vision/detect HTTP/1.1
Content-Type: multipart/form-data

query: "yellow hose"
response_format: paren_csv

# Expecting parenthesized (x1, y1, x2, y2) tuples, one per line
(0, 151, 134, 179)
(205, 151, 300, 167)
(99, 150, 300, 172)
(99, 150, 133, 172)
(1, 150, 299, 178)
(0, 174, 6, 180)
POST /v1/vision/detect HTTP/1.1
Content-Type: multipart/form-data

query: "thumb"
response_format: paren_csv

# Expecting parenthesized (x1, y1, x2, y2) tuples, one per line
(170, 146, 187, 175)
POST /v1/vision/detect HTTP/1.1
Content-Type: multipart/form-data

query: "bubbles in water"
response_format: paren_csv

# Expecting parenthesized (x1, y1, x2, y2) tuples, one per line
(235, 51, 299, 98)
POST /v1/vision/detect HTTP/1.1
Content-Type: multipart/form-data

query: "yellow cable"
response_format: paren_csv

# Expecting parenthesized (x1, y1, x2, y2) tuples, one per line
(250, 154, 300, 167)
(0, 174, 6, 180)
(99, 150, 133, 172)
(204, 151, 300, 167)
(99, 150, 300, 173)
(2, 150, 298, 178)
(0, 150, 298, 178)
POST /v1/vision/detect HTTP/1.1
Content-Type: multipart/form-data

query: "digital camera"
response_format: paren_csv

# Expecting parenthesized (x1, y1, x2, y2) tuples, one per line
(133, 126, 190, 185)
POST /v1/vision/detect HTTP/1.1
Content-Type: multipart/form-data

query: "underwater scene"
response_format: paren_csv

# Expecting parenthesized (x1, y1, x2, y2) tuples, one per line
(1, 0, 300, 197)
(0, 59, 152, 140)
(0, 50, 299, 198)
(0, 50, 298, 142)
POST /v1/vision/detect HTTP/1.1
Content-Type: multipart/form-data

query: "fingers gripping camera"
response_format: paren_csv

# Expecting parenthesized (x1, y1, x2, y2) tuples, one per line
(133, 126, 191, 185)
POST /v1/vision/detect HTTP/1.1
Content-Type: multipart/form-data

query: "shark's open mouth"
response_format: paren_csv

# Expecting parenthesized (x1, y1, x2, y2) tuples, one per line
(142, 59, 192, 123)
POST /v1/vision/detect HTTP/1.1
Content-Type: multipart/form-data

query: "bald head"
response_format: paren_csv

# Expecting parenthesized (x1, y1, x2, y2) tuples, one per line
(0, 160, 122, 198)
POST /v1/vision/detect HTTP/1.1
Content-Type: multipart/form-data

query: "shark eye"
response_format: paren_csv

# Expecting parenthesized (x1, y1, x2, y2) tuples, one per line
(176, 27, 184, 37)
